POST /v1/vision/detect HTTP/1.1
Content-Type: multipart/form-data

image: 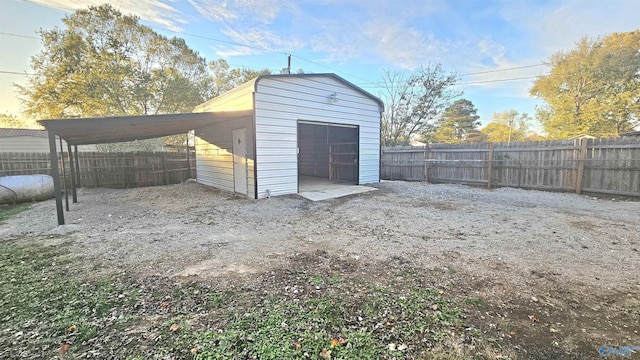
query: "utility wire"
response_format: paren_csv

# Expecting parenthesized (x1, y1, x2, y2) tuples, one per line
(458, 63, 549, 76)
(0, 31, 39, 40)
(456, 75, 541, 86)
(358, 75, 544, 89)
(0, 70, 36, 76)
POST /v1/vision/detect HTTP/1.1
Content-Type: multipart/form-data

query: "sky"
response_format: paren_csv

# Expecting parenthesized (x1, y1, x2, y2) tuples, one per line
(1, 0, 639, 131)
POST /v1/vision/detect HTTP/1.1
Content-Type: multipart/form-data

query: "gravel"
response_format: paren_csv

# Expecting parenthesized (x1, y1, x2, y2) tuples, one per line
(2, 181, 639, 294)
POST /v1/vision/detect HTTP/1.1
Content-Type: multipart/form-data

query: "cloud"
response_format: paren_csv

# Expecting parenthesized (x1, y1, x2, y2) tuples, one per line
(27, 0, 186, 31)
(186, 0, 238, 22)
(497, 0, 640, 54)
(187, 0, 294, 24)
(311, 18, 451, 70)
(213, 25, 304, 57)
(188, 0, 302, 57)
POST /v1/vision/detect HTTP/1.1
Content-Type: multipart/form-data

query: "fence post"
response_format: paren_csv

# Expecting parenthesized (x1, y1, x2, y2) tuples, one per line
(162, 153, 168, 185)
(92, 158, 99, 187)
(487, 142, 494, 189)
(423, 144, 429, 182)
(576, 139, 588, 194)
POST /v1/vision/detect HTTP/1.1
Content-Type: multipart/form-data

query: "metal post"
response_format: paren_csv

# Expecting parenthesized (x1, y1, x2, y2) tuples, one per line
(59, 137, 69, 211)
(48, 131, 65, 225)
(186, 132, 191, 179)
(67, 143, 77, 203)
(74, 145, 81, 188)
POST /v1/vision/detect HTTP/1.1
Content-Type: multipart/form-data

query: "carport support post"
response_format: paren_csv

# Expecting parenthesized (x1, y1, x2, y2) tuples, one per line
(48, 130, 65, 225)
(74, 145, 81, 188)
(60, 138, 69, 211)
(186, 132, 191, 179)
(67, 143, 77, 203)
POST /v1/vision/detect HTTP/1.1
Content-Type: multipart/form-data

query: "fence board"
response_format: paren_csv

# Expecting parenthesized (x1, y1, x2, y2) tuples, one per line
(382, 137, 640, 197)
(0, 151, 196, 189)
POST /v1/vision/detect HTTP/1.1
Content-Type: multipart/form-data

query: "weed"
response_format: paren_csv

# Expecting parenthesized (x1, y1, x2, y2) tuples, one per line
(310, 275, 324, 286)
(464, 297, 488, 308)
(0, 203, 29, 224)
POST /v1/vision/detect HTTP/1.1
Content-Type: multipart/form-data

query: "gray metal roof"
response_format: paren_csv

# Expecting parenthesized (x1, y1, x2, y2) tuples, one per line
(38, 110, 253, 145)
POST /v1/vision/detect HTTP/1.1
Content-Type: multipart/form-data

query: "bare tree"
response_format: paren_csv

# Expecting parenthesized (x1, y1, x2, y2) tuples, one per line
(380, 64, 460, 145)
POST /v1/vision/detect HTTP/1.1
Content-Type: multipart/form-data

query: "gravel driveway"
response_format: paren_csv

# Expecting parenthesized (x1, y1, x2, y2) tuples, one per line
(3, 181, 639, 294)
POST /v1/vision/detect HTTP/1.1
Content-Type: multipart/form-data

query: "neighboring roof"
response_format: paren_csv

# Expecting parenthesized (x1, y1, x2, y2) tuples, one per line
(620, 130, 640, 137)
(38, 110, 253, 145)
(195, 73, 385, 112)
(0, 128, 48, 138)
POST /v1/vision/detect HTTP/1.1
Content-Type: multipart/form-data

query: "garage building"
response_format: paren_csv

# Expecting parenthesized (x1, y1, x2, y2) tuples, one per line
(193, 73, 384, 199)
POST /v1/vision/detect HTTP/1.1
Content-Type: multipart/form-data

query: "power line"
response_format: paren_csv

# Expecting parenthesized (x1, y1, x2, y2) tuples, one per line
(0, 31, 39, 40)
(456, 75, 541, 86)
(358, 74, 544, 89)
(459, 63, 549, 77)
(0, 70, 35, 76)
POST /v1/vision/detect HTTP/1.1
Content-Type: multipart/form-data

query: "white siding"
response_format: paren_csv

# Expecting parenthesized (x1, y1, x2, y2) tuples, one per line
(195, 115, 255, 198)
(193, 80, 256, 112)
(193, 83, 257, 198)
(254, 76, 382, 198)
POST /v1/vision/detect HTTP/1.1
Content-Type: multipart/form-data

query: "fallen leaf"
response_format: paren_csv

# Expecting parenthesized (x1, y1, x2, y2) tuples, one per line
(388, 343, 396, 351)
(59, 343, 71, 352)
(169, 324, 180, 332)
(431, 304, 439, 311)
(190, 348, 197, 355)
(398, 344, 408, 351)
(293, 342, 301, 350)
(439, 290, 445, 295)
(528, 315, 539, 323)
(319, 348, 331, 359)
(160, 301, 169, 308)
(550, 328, 559, 333)
(330, 337, 347, 347)
(66, 325, 77, 332)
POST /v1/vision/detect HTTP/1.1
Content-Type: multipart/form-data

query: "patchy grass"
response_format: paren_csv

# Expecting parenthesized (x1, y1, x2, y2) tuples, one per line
(0, 203, 29, 224)
(1, 241, 631, 359)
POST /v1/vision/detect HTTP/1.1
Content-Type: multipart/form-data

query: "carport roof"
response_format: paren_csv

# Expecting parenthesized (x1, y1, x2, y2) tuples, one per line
(38, 110, 252, 145)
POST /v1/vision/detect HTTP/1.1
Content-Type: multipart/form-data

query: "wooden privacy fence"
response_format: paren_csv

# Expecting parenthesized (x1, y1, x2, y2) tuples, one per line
(0, 151, 196, 189)
(382, 137, 640, 197)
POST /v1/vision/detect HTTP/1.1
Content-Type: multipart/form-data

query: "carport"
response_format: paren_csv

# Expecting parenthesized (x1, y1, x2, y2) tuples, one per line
(39, 111, 251, 226)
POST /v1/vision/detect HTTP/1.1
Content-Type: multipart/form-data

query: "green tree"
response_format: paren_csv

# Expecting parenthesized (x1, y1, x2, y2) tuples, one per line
(429, 99, 480, 143)
(381, 64, 460, 145)
(0, 113, 40, 129)
(208, 59, 271, 97)
(530, 31, 640, 139)
(17, 4, 212, 119)
(481, 110, 530, 143)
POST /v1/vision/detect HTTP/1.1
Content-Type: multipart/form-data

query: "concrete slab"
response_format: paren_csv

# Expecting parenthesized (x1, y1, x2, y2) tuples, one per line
(298, 184, 377, 201)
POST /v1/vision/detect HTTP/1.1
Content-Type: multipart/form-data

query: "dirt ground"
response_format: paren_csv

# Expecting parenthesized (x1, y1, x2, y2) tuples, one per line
(2, 180, 639, 358)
